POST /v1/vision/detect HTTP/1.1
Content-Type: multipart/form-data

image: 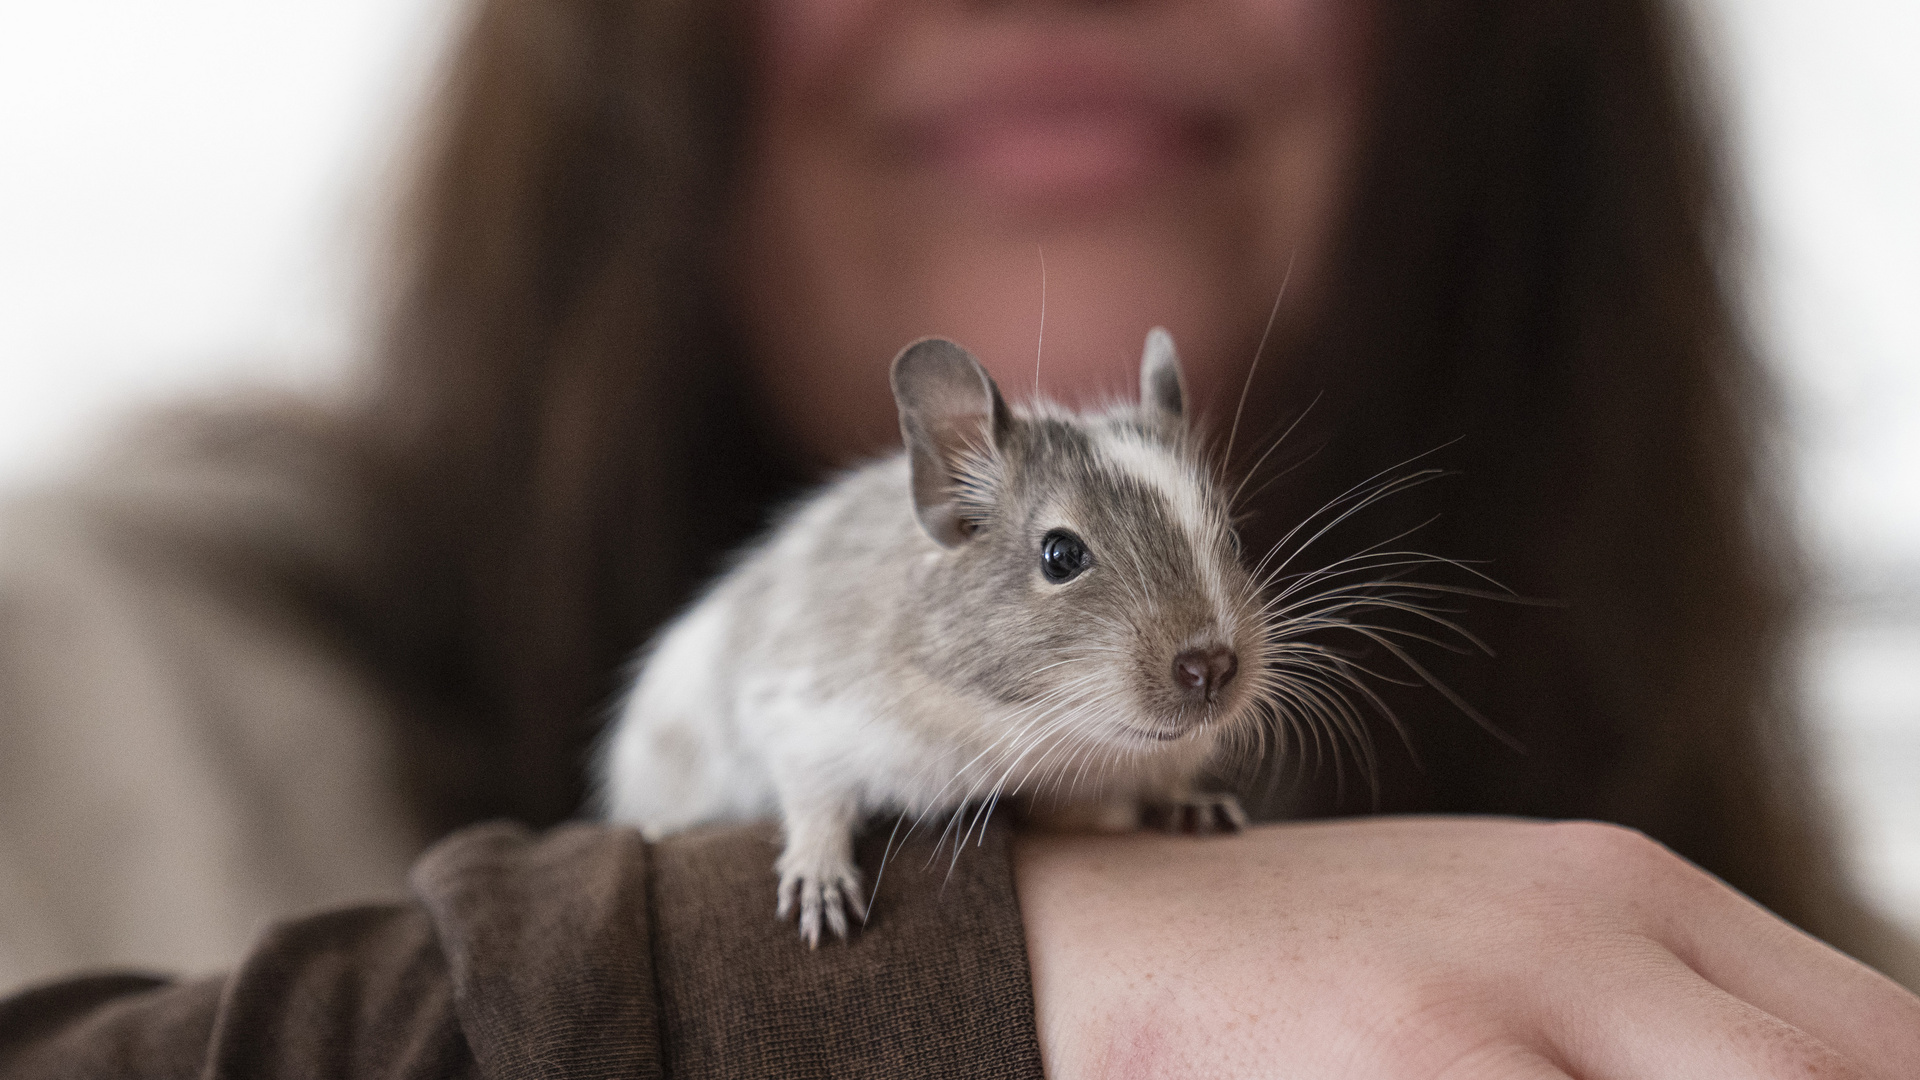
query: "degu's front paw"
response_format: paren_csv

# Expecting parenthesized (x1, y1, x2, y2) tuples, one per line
(775, 859, 866, 948)
(1141, 791, 1247, 835)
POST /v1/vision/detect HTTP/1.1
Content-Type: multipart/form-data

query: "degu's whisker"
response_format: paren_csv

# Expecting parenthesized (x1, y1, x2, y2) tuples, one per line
(1330, 624, 1524, 753)
(1227, 392, 1322, 510)
(1254, 468, 1451, 586)
(1221, 249, 1296, 472)
(1263, 596, 1492, 657)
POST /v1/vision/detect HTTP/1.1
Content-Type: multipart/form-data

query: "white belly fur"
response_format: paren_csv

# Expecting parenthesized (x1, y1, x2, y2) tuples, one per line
(598, 598, 776, 836)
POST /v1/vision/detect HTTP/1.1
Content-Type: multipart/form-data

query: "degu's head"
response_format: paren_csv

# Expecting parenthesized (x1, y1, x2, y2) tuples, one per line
(890, 329, 1271, 764)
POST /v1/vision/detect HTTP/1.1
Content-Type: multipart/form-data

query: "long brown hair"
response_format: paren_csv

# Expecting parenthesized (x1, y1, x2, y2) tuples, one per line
(348, 0, 1889, 963)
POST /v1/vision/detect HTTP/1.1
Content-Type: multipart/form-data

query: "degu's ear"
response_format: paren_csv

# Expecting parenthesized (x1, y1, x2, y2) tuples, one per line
(891, 337, 1011, 547)
(1139, 326, 1187, 439)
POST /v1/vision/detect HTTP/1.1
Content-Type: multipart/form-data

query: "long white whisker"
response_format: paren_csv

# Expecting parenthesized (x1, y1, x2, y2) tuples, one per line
(1033, 243, 1046, 399)
(1229, 392, 1321, 510)
(1223, 248, 1295, 469)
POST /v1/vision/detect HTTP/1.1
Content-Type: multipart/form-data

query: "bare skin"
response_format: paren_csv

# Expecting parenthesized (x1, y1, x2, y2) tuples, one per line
(1018, 818, 1920, 1078)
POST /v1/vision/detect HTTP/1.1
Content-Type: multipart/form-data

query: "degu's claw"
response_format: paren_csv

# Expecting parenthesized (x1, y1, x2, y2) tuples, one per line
(1144, 792, 1247, 836)
(824, 887, 850, 941)
(777, 864, 865, 946)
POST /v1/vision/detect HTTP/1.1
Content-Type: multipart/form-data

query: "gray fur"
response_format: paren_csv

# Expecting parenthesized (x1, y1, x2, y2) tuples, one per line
(596, 330, 1270, 946)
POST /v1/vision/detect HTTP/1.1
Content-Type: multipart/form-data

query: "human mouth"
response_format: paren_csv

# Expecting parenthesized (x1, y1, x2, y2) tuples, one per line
(905, 100, 1229, 202)
(875, 44, 1238, 206)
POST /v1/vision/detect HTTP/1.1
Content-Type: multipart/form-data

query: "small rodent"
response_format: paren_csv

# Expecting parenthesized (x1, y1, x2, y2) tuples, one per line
(597, 329, 1272, 945)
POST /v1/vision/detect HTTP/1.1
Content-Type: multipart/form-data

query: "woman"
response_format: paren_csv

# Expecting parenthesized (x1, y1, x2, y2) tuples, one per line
(1, 0, 1915, 1073)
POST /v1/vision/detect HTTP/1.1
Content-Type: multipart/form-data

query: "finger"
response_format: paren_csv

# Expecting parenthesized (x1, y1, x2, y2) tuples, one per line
(1551, 947, 1871, 1080)
(1428, 1043, 1575, 1080)
(1655, 873, 1920, 1078)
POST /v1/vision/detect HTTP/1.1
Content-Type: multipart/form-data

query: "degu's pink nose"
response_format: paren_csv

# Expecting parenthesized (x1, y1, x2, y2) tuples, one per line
(1172, 645, 1238, 701)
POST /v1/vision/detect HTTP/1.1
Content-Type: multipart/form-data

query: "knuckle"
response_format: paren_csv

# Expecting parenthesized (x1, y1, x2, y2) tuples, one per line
(1543, 819, 1675, 875)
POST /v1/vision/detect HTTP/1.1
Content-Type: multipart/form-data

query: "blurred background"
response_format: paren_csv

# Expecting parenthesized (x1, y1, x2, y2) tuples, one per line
(0, 0, 1914, 932)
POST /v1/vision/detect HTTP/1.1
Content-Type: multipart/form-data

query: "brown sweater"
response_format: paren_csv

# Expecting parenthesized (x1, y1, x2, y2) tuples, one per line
(0, 820, 1045, 1079)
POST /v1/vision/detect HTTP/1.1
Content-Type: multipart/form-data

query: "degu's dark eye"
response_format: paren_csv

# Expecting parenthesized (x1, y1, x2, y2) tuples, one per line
(1039, 529, 1092, 584)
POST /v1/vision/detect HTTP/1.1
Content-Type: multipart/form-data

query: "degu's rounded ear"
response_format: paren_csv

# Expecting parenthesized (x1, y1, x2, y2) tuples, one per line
(1139, 326, 1187, 438)
(890, 338, 1011, 547)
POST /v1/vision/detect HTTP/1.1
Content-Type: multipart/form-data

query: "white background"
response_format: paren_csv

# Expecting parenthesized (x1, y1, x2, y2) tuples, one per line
(0, 1, 1914, 928)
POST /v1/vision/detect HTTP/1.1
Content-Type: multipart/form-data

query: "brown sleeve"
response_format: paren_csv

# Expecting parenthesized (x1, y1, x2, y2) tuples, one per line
(0, 973, 221, 1079)
(0, 821, 1046, 1080)
(0, 907, 476, 1080)
(647, 821, 1047, 1079)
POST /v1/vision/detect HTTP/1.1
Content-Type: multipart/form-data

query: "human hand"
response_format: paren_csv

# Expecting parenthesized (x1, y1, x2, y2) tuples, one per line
(1016, 816, 1920, 1078)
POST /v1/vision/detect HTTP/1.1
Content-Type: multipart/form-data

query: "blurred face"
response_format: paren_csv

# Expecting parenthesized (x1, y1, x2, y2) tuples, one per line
(731, 0, 1374, 466)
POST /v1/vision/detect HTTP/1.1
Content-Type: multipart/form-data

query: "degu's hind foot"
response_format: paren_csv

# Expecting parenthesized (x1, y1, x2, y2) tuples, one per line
(775, 857, 866, 947)
(1141, 791, 1247, 835)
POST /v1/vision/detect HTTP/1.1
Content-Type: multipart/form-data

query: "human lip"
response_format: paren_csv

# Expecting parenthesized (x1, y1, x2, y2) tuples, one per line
(910, 100, 1229, 193)
(874, 47, 1238, 198)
